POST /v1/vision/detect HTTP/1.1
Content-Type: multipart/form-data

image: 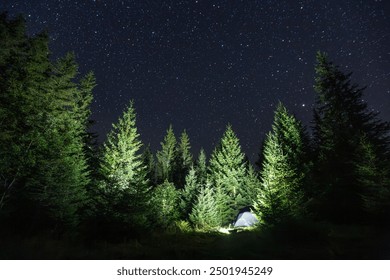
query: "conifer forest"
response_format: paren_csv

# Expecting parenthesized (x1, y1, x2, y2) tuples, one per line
(1, 13, 390, 259)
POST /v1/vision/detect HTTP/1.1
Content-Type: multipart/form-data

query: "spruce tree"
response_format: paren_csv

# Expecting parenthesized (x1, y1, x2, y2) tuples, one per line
(98, 101, 151, 229)
(0, 15, 51, 214)
(0, 15, 92, 229)
(273, 103, 308, 172)
(150, 180, 179, 228)
(141, 145, 156, 185)
(77, 72, 97, 168)
(174, 130, 193, 188)
(254, 103, 306, 224)
(209, 124, 248, 226)
(195, 148, 208, 186)
(34, 53, 92, 227)
(179, 166, 199, 219)
(243, 164, 260, 207)
(189, 181, 220, 231)
(156, 125, 177, 184)
(255, 132, 294, 224)
(312, 52, 390, 221)
(353, 135, 390, 222)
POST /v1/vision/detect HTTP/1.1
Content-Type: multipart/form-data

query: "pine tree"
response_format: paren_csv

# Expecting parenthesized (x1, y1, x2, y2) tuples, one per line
(189, 181, 220, 231)
(0, 15, 92, 229)
(150, 180, 179, 228)
(255, 132, 294, 224)
(312, 52, 390, 221)
(195, 148, 208, 186)
(174, 130, 193, 188)
(0, 15, 51, 214)
(34, 53, 91, 227)
(141, 145, 156, 185)
(156, 125, 177, 184)
(209, 124, 248, 226)
(243, 164, 260, 207)
(353, 135, 390, 222)
(254, 103, 306, 225)
(273, 103, 308, 171)
(98, 101, 151, 229)
(77, 72, 97, 168)
(179, 166, 199, 219)
(77, 72, 98, 182)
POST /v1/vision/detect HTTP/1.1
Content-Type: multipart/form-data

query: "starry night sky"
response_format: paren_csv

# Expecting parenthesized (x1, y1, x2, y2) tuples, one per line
(3, 0, 390, 162)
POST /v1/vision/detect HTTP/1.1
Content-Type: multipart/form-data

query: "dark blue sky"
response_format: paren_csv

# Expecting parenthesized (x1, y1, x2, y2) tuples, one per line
(3, 0, 390, 162)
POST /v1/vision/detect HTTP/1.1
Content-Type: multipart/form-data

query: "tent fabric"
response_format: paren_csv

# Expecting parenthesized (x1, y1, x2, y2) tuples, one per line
(233, 208, 258, 227)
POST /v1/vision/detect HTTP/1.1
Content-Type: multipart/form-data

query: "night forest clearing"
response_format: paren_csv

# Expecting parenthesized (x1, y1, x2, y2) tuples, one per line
(1, 13, 390, 259)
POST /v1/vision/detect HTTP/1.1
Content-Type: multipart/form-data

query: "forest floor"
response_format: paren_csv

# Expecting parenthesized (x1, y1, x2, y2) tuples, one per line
(1, 221, 389, 259)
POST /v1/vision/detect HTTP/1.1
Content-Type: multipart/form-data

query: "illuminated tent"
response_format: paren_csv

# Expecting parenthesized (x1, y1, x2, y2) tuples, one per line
(233, 207, 258, 227)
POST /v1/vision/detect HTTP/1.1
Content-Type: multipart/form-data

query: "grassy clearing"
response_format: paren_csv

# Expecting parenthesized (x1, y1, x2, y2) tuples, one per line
(1, 222, 389, 259)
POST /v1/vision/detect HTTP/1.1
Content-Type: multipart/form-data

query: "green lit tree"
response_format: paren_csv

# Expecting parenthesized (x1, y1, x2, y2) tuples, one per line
(189, 181, 220, 231)
(255, 132, 294, 224)
(254, 103, 306, 224)
(179, 166, 199, 219)
(209, 124, 248, 226)
(195, 148, 208, 186)
(0, 14, 93, 229)
(150, 180, 180, 228)
(156, 125, 177, 184)
(33, 53, 92, 227)
(98, 101, 151, 229)
(77, 72, 97, 170)
(273, 103, 308, 173)
(0, 15, 51, 214)
(243, 164, 260, 207)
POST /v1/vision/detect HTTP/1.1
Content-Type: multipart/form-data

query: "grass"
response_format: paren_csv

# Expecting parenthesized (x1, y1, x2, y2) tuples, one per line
(1, 221, 389, 259)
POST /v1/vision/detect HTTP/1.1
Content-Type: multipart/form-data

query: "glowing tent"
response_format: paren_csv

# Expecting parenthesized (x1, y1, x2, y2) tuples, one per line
(233, 207, 258, 227)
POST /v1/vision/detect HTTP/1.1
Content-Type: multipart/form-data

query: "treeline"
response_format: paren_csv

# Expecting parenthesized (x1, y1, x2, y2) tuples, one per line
(1, 14, 390, 238)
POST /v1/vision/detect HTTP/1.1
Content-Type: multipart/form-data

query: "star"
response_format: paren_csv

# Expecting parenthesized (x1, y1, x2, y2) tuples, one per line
(4, 0, 388, 163)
